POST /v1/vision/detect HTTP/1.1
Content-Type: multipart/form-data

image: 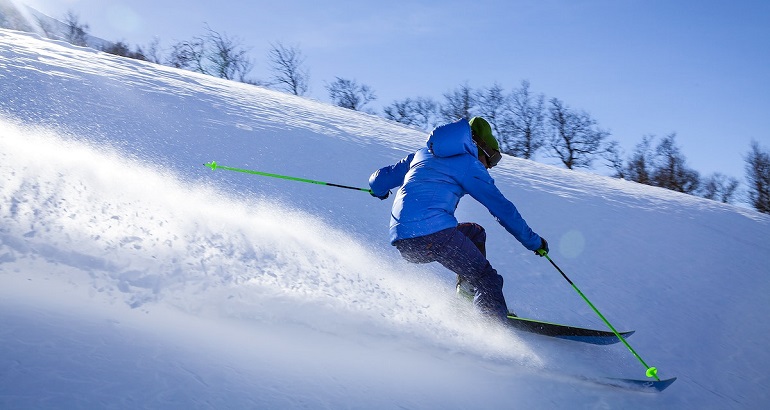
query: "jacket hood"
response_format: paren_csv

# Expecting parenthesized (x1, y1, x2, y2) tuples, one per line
(426, 119, 477, 158)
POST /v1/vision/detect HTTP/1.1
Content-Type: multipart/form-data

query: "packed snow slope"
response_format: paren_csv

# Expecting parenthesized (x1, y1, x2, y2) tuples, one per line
(2, 29, 769, 409)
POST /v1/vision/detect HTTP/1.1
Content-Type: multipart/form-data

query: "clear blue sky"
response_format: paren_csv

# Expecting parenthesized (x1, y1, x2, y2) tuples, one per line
(21, 0, 770, 183)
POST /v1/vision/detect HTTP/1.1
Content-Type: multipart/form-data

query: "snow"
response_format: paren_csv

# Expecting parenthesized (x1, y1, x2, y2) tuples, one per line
(1, 29, 769, 408)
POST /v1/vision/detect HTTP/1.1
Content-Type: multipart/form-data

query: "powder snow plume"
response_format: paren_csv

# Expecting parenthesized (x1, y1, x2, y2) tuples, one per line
(0, 116, 539, 364)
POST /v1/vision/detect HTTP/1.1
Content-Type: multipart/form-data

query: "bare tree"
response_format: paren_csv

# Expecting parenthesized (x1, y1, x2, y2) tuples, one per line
(204, 26, 252, 81)
(63, 10, 89, 47)
(167, 37, 206, 72)
(326, 77, 377, 112)
(700, 173, 739, 204)
(475, 84, 506, 133)
(624, 135, 655, 184)
(167, 26, 252, 82)
(651, 133, 700, 194)
(745, 140, 770, 213)
(144, 37, 163, 64)
(102, 41, 146, 60)
(383, 99, 415, 124)
(267, 42, 309, 96)
(440, 83, 476, 122)
(383, 97, 439, 130)
(502, 80, 545, 159)
(546, 98, 609, 169)
(603, 140, 626, 178)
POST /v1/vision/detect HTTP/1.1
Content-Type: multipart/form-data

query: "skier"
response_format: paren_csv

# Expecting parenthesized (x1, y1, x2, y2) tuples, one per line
(368, 117, 548, 321)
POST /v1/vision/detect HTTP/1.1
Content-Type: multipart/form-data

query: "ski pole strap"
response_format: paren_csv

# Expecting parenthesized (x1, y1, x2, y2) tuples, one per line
(542, 253, 661, 381)
(204, 161, 373, 193)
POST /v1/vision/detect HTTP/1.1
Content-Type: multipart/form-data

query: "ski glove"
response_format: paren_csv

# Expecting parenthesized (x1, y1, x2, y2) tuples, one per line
(370, 190, 390, 200)
(535, 238, 549, 257)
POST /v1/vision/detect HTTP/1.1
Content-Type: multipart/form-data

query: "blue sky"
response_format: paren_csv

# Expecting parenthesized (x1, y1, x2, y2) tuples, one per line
(21, 0, 770, 184)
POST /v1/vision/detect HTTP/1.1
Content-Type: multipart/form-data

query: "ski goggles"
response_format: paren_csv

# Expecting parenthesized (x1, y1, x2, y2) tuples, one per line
(478, 140, 502, 168)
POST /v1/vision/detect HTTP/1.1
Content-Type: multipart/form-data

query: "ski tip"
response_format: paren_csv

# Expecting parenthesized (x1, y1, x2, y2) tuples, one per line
(604, 376, 678, 393)
(646, 376, 677, 392)
(204, 161, 218, 170)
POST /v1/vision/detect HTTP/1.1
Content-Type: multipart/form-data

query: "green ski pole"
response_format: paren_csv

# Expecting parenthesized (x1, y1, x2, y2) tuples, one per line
(537, 249, 661, 381)
(204, 161, 373, 194)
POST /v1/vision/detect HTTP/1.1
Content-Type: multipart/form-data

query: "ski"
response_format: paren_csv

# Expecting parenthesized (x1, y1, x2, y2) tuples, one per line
(506, 315, 634, 345)
(582, 375, 677, 393)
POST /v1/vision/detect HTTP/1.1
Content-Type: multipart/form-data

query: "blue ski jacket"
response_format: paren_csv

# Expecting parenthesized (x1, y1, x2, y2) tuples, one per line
(369, 118, 542, 250)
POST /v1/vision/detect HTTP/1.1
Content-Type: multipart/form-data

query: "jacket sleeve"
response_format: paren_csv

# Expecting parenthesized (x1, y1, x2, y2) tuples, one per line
(461, 163, 542, 251)
(369, 153, 415, 197)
